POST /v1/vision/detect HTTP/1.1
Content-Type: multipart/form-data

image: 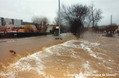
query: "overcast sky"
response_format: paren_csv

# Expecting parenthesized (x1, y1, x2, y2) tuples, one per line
(0, 0, 119, 25)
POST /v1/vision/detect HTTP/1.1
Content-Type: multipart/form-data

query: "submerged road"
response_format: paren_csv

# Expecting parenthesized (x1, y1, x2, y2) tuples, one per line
(0, 33, 119, 78)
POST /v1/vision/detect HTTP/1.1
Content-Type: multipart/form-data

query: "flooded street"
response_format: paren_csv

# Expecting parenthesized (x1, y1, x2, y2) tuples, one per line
(0, 34, 119, 78)
(1, 0, 119, 77)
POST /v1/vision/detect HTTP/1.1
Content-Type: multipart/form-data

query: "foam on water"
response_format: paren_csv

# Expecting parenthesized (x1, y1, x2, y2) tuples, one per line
(80, 43, 93, 52)
(0, 72, 15, 78)
(2, 39, 112, 78)
(61, 40, 81, 48)
(1, 51, 46, 77)
(61, 40, 101, 60)
(79, 40, 105, 60)
(82, 61, 98, 74)
(80, 40, 100, 47)
(78, 40, 115, 73)
(62, 40, 100, 75)
(1, 43, 69, 77)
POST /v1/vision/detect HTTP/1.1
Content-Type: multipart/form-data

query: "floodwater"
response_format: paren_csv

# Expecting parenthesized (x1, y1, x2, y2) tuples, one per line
(0, 34, 119, 78)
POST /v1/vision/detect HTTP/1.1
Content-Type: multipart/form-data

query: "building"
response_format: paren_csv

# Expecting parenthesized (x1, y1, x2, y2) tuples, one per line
(0, 17, 23, 27)
(46, 25, 59, 33)
(0, 17, 56, 33)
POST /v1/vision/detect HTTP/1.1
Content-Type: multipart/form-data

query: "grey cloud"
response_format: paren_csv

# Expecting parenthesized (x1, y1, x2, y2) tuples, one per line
(0, 0, 119, 25)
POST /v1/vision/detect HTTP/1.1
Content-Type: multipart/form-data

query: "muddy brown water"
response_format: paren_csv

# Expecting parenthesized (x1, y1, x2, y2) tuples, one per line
(0, 33, 119, 78)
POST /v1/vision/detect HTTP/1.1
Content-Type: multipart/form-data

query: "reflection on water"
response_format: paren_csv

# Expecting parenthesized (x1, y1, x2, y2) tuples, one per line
(0, 39, 119, 78)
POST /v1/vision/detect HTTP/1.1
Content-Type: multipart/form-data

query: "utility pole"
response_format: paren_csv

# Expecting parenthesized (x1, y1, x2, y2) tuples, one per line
(111, 15, 112, 26)
(92, 1, 94, 27)
(58, 0, 61, 40)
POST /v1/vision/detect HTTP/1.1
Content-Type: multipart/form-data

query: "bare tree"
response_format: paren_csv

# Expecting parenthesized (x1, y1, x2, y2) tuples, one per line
(32, 16, 42, 32)
(42, 17, 48, 26)
(53, 17, 59, 25)
(42, 17, 49, 32)
(32, 16, 49, 32)
(88, 3, 103, 27)
(61, 4, 89, 38)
